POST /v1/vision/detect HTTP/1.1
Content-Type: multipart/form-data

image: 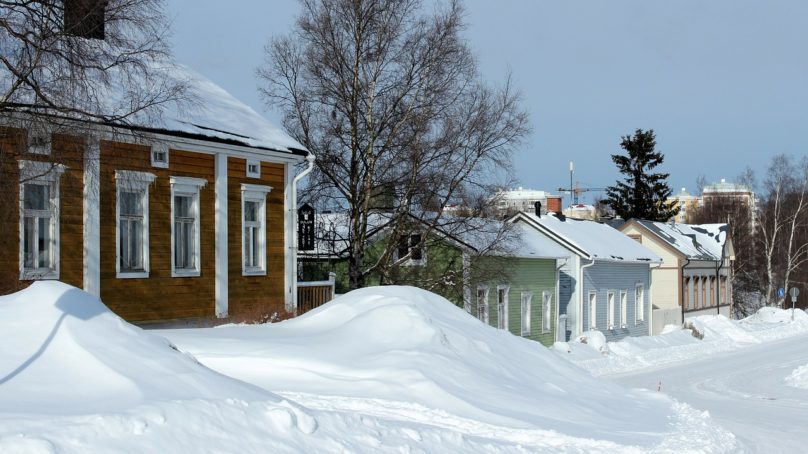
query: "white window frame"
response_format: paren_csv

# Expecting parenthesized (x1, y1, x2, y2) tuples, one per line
(542, 290, 552, 333)
(496, 285, 509, 330)
(150, 143, 169, 168)
(115, 171, 156, 279)
(588, 290, 597, 330)
(170, 176, 207, 277)
(246, 159, 261, 178)
(635, 283, 645, 323)
(620, 290, 628, 328)
(241, 183, 272, 276)
(476, 285, 489, 324)
(520, 292, 532, 336)
(19, 160, 65, 280)
(607, 291, 615, 330)
(396, 232, 426, 266)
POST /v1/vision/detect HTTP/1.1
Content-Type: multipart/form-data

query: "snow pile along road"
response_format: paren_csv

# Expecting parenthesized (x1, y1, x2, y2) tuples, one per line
(163, 285, 736, 452)
(555, 307, 808, 377)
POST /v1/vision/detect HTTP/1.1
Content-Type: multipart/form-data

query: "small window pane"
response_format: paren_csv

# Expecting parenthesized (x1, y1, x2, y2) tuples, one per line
(120, 191, 143, 216)
(24, 184, 48, 210)
(175, 195, 192, 218)
(24, 217, 35, 268)
(245, 201, 258, 222)
(37, 217, 49, 268)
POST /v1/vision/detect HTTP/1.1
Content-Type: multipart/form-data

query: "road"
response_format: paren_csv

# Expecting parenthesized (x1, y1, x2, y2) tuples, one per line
(611, 334, 808, 453)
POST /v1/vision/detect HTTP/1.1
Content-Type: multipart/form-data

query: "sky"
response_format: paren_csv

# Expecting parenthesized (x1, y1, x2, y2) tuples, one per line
(167, 0, 808, 204)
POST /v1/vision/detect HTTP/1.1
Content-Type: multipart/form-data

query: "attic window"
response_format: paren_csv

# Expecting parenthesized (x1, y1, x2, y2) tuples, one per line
(64, 0, 107, 40)
(151, 143, 169, 168)
(628, 234, 642, 244)
(397, 233, 425, 265)
(27, 130, 51, 155)
(246, 160, 261, 178)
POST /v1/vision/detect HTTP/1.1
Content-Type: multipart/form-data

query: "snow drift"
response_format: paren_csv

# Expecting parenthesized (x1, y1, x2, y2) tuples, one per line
(163, 285, 735, 451)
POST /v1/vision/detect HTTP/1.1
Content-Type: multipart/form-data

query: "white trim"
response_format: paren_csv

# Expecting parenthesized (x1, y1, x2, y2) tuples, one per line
(150, 142, 169, 168)
(215, 153, 228, 318)
(607, 290, 615, 330)
(636, 283, 645, 323)
(115, 170, 156, 279)
(588, 290, 597, 330)
(496, 285, 509, 330)
(620, 290, 628, 328)
(246, 159, 261, 178)
(83, 138, 100, 296)
(19, 160, 65, 280)
(241, 183, 272, 276)
(170, 176, 207, 277)
(542, 290, 552, 333)
(521, 291, 533, 336)
(285, 163, 293, 310)
(476, 285, 489, 324)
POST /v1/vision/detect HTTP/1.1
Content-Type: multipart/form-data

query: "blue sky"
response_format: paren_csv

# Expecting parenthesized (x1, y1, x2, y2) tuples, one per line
(167, 1, 808, 203)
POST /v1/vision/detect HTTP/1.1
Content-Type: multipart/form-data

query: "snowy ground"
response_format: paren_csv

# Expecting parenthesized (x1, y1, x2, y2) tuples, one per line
(555, 308, 808, 453)
(1, 282, 738, 453)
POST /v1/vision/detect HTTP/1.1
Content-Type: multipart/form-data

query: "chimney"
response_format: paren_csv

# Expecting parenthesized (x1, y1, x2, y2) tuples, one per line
(534, 201, 542, 217)
(546, 195, 562, 213)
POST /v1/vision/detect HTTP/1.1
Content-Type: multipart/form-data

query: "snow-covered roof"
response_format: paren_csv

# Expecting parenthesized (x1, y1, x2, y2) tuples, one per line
(703, 179, 753, 194)
(156, 64, 305, 154)
(503, 223, 570, 259)
(631, 220, 728, 261)
(516, 212, 661, 263)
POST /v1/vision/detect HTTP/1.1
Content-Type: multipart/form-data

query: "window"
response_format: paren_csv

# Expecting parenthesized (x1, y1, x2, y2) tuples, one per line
(397, 233, 425, 266)
(497, 285, 509, 330)
(607, 291, 615, 330)
(27, 129, 51, 155)
(170, 176, 206, 277)
(635, 284, 645, 322)
(588, 291, 597, 330)
(542, 291, 552, 333)
(520, 292, 532, 336)
(115, 171, 156, 278)
(476, 286, 489, 324)
(19, 160, 64, 280)
(246, 159, 261, 178)
(241, 184, 271, 275)
(693, 277, 700, 308)
(620, 290, 627, 328)
(151, 143, 169, 168)
(627, 234, 642, 243)
(683, 277, 690, 309)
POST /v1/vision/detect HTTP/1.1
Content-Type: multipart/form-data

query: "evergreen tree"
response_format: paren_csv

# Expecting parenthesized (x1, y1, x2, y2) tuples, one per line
(605, 129, 680, 221)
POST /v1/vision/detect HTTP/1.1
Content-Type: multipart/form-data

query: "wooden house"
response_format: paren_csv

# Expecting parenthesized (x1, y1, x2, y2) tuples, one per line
(619, 220, 734, 333)
(512, 211, 661, 342)
(0, 66, 312, 323)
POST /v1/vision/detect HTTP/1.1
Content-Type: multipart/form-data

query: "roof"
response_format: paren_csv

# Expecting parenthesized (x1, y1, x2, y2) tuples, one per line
(502, 223, 570, 260)
(515, 212, 661, 263)
(4, 60, 306, 156)
(703, 179, 753, 194)
(628, 220, 729, 261)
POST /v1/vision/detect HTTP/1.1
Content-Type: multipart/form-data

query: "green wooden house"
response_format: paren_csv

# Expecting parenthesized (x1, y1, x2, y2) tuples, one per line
(469, 222, 568, 346)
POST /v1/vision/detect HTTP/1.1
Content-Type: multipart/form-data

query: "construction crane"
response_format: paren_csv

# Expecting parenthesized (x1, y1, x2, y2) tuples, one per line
(556, 161, 606, 205)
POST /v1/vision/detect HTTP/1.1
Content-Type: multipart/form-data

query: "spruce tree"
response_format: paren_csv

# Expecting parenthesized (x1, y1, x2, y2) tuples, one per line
(605, 129, 680, 221)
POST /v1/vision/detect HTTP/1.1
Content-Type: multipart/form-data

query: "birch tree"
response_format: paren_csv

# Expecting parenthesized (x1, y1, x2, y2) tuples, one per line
(260, 0, 529, 290)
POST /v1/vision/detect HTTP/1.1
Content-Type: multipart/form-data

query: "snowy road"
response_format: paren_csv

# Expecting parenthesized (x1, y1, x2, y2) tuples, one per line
(611, 334, 808, 453)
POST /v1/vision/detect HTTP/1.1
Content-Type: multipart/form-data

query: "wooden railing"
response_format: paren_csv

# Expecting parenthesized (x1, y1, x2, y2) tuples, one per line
(297, 272, 336, 315)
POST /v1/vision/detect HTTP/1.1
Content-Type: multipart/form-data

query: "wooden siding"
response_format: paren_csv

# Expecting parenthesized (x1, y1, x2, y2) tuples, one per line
(226, 158, 287, 320)
(99, 143, 216, 321)
(582, 261, 651, 341)
(476, 257, 557, 347)
(0, 129, 84, 293)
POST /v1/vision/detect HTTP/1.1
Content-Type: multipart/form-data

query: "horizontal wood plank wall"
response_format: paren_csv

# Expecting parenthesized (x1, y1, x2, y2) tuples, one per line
(227, 158, 286, 320)
(0, 128, 84, 294)
(99, 143, 216, 321)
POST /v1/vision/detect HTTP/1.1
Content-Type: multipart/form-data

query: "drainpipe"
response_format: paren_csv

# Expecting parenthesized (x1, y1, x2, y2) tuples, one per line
(681, 257, 691, 326)
(289, 154, 316, 312)
(555, 257, 567, 342)
(716, 241, 727, 316)
(579, 257, 595, 334)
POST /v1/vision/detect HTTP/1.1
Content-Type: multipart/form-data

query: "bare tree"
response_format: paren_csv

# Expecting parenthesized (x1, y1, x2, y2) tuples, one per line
(260, 0, 529, 290)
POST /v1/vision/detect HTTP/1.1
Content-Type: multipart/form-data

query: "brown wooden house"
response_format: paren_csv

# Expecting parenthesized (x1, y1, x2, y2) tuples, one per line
(0, 67, 312, 324)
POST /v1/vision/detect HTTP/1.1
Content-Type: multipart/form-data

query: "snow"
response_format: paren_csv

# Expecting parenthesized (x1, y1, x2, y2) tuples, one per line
(517, 212, 661, 263)
(632, 220, 728, 261)
(10, 280, 808, 452)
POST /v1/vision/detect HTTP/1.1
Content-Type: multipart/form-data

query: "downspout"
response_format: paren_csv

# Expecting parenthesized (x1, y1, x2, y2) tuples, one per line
(555, 257, 567, 342)
(681, 257, 691, 325)
(579, 257, 595, 334)
(289, 154, 316, 312)
(716, 241, 727, 316)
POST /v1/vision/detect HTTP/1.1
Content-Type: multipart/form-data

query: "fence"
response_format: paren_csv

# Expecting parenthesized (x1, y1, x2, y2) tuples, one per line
(297, 272, 336, 315)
